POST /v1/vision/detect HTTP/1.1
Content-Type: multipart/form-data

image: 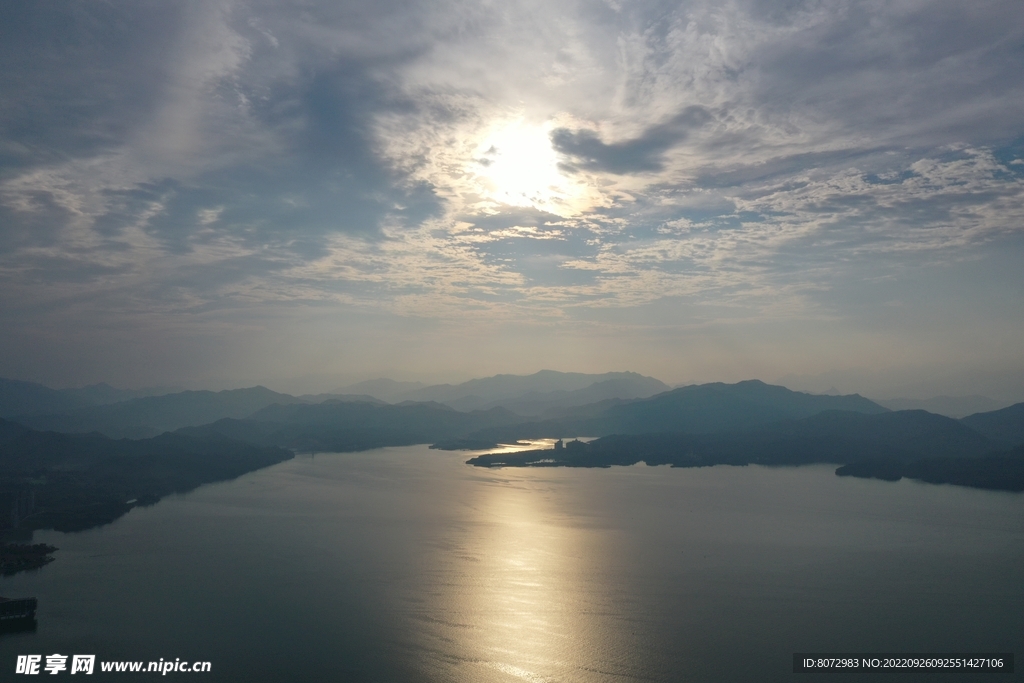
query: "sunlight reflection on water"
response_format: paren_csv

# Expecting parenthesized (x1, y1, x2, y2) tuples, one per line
(457, 477, 577, 682)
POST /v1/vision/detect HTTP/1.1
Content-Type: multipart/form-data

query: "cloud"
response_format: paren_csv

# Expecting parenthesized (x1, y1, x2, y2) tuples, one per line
(1, 0, 1024, 389)
(551, 106, 713, 174)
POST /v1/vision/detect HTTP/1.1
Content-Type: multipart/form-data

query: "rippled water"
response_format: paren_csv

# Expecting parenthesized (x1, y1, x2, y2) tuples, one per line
(1, 445, 1021, 681)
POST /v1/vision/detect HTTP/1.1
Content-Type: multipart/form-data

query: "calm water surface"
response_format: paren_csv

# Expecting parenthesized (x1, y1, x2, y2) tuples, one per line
(1, 445, 1021, 681)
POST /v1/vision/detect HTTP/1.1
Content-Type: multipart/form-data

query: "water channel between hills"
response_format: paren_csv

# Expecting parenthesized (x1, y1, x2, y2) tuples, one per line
(1, 443, 1021, 682)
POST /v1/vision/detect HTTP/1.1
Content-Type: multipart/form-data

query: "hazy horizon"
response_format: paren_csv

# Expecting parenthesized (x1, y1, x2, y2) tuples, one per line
(2, 2, 1022, 403)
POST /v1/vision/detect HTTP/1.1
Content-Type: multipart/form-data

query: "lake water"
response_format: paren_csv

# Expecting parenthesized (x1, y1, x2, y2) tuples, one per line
(1, 445, 1021, 681)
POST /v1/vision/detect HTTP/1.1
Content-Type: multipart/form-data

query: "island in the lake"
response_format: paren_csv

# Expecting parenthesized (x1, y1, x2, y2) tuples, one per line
(466, 431, 1024, 492)
(458, 386, 1024, 493)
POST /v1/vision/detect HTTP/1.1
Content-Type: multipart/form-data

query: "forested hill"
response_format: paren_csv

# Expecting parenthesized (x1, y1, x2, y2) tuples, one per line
(961, 402, 1024, 448)
(0, 418, 292, 535)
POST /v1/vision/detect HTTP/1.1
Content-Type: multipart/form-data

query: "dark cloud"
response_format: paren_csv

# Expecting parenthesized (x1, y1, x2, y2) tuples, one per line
(551, 106, 712, 174)
(0, 2, 444, 265)
(0, 2, 184, 171)
(693, 148, 886, 189)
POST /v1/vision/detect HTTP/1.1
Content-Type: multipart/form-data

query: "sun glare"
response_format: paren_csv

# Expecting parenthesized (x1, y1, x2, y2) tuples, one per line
(470, 119, 589, 216)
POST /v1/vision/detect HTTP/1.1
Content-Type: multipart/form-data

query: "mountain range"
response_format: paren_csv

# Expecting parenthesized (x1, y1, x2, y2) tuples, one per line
(464, 379, 887, 441)
(0, 378, 179, 419)
(1, 373, 1022, 494)
(876, 395, 1011, 418)
(1, 371, 669, 438)
(16, 386, 307, 439)
(335, 370, 670, 413)
(180, 400, 523, 453)
(3, 372, 1021, 578)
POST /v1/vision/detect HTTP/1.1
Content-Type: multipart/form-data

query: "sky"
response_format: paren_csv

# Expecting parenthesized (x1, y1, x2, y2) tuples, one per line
(1, 0, 1023, 399)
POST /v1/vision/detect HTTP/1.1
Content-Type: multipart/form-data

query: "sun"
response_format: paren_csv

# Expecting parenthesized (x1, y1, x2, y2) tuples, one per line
(469, 118, 589, 216)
